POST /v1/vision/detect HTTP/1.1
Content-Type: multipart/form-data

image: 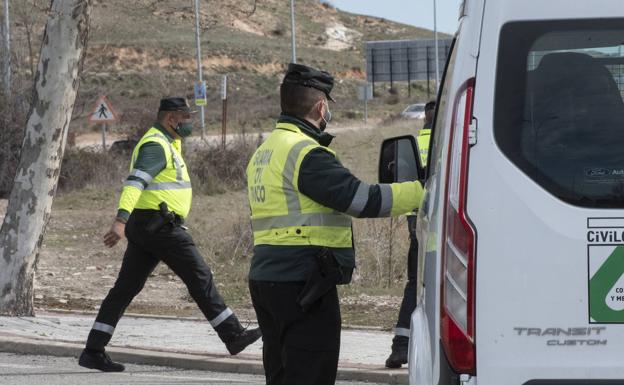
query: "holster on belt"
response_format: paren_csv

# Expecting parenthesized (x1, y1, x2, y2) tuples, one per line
(145, 202, 176, 234)
(296, 247, 343, 312)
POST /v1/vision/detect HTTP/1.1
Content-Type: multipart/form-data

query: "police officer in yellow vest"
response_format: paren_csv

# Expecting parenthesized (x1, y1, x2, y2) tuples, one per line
(79, 97, 261, 372)
(417, 100, 434, 166)
(246, 64, 424, 385)
(385, 100, 434, 368)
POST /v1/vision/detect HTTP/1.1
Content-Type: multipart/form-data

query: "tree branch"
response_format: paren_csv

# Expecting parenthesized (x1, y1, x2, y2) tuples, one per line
(246, 0, 258, 17)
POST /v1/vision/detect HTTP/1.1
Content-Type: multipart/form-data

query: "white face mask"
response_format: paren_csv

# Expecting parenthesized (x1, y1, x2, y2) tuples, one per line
(320, 101, 332, 131)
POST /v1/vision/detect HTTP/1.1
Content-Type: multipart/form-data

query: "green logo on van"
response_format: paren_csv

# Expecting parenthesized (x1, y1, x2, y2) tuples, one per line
(589, 245, 624, 323)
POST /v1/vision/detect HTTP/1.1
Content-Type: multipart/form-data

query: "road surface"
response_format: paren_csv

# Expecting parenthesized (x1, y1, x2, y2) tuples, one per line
(0, 353, 386, 385)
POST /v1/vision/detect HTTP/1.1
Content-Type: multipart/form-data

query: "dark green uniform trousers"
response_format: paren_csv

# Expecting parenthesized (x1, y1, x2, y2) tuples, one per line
(86, 209, 244, 351)
(249, 280, 340, 385)
(391, 215, 418, 349)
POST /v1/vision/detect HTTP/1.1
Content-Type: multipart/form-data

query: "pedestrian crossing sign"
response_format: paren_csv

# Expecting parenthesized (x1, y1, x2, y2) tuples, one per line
(89, 95, 119, 124)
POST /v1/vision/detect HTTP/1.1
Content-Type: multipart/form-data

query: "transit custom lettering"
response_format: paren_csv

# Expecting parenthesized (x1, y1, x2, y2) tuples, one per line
(514, 327, 608, 347)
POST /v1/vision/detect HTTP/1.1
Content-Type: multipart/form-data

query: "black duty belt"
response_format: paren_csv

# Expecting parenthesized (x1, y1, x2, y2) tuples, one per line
(132, 208, 185, 225)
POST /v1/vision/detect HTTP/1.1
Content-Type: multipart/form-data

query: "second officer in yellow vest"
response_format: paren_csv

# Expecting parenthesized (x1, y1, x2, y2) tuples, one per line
(79, 98, 261, 373)
(385, 99, 435, 368)
(246, 64, 424, 385)
(416, 100, 435, 166)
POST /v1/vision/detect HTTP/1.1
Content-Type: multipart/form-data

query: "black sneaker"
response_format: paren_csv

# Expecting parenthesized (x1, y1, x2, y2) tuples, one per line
(225, 327, 262, 355)
(78, 349, 125, 372)
(385, 348, 408, 369)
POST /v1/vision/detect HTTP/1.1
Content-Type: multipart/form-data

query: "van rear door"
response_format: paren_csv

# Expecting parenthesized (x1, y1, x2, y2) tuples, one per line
(470, 6, 624, 385)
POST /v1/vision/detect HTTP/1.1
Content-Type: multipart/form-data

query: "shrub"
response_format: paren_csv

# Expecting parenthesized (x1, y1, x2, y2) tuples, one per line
(57, 134, 259, 195)
(344, 110, 363, 120)
(58, 149, 129, 192)
(270, 25, 286, 37)
(186, 134, 260, 195)
(386, 94, 400, 105)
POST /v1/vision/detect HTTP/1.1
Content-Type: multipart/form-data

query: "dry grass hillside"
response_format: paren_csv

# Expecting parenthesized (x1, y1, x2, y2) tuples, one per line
(8, 0, 440, 137)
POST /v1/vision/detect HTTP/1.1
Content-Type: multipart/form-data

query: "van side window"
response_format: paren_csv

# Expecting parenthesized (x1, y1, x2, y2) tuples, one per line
(495, 20, 624, 208)
(429, 39, 458, 180)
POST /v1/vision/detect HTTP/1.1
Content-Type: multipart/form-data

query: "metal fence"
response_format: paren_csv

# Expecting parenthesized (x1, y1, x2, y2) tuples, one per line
(365, 39, 452, 97)
(605, 63, 624, 98)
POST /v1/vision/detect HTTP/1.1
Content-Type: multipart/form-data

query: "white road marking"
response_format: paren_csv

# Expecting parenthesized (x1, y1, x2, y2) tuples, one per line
(0, 363, 46, 369)
(0, 355, 257, 383)
(129, 372, 256, 383)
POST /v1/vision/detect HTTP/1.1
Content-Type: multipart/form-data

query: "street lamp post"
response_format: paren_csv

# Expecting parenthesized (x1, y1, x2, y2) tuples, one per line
(2, 0, 10, 96)
(290, 0, 297, 63)
(433, 0, 440, 92)
(193, 0, 206, 139)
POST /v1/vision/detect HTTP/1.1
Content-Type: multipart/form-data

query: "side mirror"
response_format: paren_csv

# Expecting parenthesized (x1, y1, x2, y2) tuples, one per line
(378, 135, 425, 184)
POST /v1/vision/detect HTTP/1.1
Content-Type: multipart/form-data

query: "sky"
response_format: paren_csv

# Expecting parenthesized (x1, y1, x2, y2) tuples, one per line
(327, 0, 463, 35)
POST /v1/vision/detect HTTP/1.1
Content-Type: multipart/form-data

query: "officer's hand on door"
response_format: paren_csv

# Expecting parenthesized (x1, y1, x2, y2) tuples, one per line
(104, 219, 125, 248)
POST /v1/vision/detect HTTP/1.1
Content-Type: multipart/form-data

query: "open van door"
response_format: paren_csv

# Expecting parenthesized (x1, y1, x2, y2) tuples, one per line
(379, 135, 425, 184)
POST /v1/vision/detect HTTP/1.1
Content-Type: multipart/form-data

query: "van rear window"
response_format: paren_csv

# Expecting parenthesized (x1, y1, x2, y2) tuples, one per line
(494, 20, 624, 208)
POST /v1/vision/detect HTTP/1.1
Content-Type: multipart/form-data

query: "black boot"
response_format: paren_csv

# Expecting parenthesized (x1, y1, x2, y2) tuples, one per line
(385, 336, 409, 368)
(78, 349, 125, 372)
(225, 327, 262, 355)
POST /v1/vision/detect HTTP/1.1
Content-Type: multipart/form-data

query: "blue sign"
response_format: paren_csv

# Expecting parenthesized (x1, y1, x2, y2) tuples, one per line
(194, 81, 207, 106)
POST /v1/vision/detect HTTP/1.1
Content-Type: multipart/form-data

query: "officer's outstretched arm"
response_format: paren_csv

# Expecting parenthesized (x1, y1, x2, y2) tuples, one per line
(298, 148, 423, 218)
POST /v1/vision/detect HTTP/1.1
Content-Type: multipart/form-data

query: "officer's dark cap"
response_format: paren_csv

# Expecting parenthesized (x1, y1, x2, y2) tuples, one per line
(159, 97, 197, 113)
(282, 63, 335, 102)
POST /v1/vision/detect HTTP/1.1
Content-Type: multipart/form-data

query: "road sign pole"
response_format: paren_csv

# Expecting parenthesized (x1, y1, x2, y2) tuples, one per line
(407, 47, 411, 98)
(290, 0, 296, 63)
(426, 46, 431, 99)
(364, 96, 368, 127)
(389, 49, 393, 89)
(193, 0, 206, 140)
(433, 0, 440, 91)
(359, 84, 371, 128)
(222, 99, 227, 149)
(371, 48, 375, 95)
(3, 0, 11, 96)
(221, 75, 227, 149)
(101, 123, 107, 152)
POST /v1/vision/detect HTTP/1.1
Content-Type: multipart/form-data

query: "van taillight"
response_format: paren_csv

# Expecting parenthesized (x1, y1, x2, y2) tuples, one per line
(441, 78, 476, 375)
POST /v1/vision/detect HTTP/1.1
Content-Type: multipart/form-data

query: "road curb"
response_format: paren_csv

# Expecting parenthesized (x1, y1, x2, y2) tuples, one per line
(38, 308, 387, 332)
(0, 334, 408, 384)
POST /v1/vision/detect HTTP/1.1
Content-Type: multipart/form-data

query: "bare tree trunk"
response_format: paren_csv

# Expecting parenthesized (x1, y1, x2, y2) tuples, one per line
(0, 0, 91, 316)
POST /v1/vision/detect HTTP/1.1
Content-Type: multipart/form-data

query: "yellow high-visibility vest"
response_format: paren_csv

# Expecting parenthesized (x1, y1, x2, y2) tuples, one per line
(247, 122, 353, 247)
(123, 127, 192, 218)
(417, 128, 431, 166)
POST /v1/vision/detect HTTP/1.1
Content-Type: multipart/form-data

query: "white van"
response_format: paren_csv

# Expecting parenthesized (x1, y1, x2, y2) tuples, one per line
(379, 1, 624, 384)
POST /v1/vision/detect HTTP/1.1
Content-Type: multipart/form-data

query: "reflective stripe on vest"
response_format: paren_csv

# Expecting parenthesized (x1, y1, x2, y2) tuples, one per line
(248, 123, 352, 248)
(145, 181, 192, 190)
(143, 134, 191, 190)
(282, 139, 316, 213)
(252, 212, 351, 231)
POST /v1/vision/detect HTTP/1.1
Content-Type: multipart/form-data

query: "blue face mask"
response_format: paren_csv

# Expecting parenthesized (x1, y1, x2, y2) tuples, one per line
(174, 121, 193, 138)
